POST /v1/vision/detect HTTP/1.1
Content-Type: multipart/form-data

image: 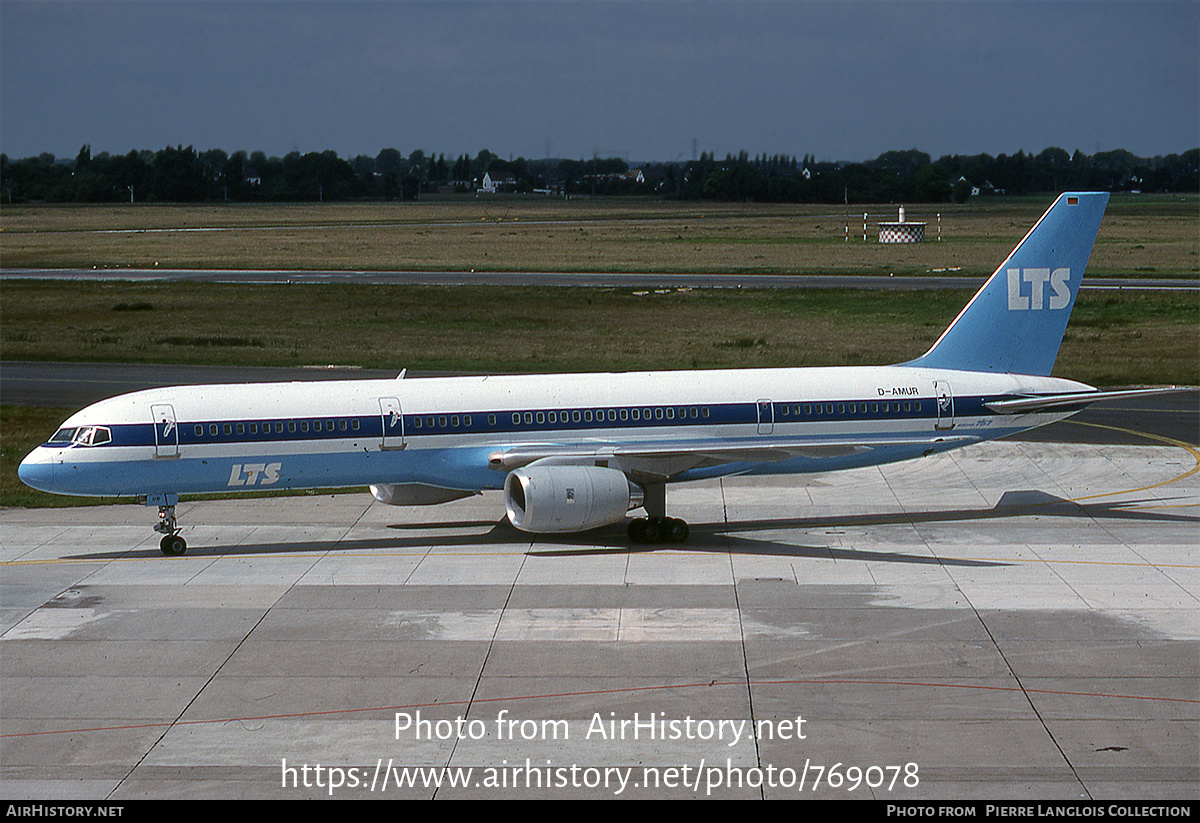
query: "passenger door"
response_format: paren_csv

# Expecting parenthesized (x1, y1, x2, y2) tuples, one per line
(934, 381, 955, 430)
(151, 404, 179, 458)
(379, 397, 405, 450)
(756, 399, 774, 434)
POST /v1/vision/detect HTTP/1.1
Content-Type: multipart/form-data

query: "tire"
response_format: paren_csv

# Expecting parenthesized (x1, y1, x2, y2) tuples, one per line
(160, 535, 187, 556)
(663, 518, 690, 543)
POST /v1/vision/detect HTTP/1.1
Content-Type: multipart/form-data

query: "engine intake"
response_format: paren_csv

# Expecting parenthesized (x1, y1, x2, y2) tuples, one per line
(505, 465, 643, 533)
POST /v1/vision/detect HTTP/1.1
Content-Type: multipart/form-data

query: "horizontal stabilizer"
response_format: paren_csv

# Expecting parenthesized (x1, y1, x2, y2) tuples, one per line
(984, 386, 1184, 415)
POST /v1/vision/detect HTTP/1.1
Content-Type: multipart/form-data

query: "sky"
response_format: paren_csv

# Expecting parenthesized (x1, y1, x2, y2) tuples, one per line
(1, 0, 1197, 164)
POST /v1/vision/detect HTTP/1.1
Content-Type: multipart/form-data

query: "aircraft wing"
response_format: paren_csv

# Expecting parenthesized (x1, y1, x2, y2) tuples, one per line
(984, 386, 1182, 415)
(488, 433, 979, 481)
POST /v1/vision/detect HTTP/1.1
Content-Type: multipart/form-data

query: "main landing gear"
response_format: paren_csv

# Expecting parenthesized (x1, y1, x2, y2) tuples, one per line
(148, 493, 187, 556)
(627, 480, 690, 544)
(627, 516, 690, 544)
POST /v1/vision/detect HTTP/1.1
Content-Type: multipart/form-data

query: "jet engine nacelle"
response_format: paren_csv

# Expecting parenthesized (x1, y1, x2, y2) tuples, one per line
(371, 483, 479, 506)
(504, 465, 644, 533)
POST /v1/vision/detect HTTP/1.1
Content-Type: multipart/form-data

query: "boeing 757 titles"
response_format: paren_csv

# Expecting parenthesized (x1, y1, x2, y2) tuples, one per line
(18, 193, 1174, 554)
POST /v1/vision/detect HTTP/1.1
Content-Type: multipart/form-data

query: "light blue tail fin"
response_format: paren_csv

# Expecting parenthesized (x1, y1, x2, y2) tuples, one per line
(907, 192, 1109, 375)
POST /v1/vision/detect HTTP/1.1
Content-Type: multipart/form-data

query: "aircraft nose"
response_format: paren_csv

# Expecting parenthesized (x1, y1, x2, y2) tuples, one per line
(17, 448, 56, 492)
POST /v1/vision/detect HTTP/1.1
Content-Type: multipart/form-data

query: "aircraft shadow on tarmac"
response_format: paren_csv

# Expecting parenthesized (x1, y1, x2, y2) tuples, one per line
(63, 488, 1196, 566)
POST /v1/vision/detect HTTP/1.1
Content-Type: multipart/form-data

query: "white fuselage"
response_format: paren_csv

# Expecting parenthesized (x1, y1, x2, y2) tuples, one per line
(17, 364, 1088, 500)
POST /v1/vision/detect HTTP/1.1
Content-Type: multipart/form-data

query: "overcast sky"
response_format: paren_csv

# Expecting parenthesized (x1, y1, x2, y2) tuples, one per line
(2, 0, 1196, 163)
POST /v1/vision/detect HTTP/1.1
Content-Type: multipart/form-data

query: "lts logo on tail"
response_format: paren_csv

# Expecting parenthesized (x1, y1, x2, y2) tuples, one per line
(1007, 268, 1071, 311)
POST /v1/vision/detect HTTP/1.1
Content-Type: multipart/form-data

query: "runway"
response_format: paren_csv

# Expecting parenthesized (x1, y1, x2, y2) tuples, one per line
(4, 267, 1198, 292)
(2, 434, 1197, 798)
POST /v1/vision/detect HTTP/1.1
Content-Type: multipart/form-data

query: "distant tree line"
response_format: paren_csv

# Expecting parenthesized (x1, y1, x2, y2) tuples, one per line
(678, 148, 1199, 203)
(1, 143, 1195, 205)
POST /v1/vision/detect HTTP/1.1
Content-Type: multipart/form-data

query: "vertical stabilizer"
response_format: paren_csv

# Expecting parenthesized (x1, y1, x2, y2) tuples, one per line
(906, 192, 1108, 375)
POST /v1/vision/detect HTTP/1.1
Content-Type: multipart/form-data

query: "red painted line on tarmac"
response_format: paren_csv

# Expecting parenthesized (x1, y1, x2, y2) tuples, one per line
(3, 677, 1194, 739)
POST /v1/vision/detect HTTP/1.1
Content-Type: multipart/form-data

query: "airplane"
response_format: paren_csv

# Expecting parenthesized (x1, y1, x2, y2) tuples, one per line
(18, 192, 1176, 555)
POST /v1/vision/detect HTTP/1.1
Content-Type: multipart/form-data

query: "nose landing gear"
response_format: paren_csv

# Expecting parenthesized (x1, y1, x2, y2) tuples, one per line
(148, 493, 187, 555)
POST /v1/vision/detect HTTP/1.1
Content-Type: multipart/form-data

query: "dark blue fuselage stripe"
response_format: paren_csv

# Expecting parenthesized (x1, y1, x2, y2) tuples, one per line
(50, 396, 1002, 450)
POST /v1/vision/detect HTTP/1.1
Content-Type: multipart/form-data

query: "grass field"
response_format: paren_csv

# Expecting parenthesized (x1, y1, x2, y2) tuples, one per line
(2, 194, 1197, 277)
(2, 194, 1196, 508)
(2, 280, 1196, 382)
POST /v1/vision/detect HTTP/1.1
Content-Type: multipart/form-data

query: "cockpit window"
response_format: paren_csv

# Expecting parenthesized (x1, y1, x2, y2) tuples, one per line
(49, 426, 112, 446)
(82, 426, 112, 446)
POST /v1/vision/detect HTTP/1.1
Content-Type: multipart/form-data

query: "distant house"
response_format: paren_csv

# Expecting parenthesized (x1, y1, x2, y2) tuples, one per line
(480, 171, 516, 193)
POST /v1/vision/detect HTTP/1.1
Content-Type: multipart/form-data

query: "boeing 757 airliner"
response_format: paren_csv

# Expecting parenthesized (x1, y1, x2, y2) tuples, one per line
(19, 193, 1173, 554)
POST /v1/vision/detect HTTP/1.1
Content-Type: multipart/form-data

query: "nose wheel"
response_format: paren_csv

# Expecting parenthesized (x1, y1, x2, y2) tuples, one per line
(159, 533, 187, 556)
